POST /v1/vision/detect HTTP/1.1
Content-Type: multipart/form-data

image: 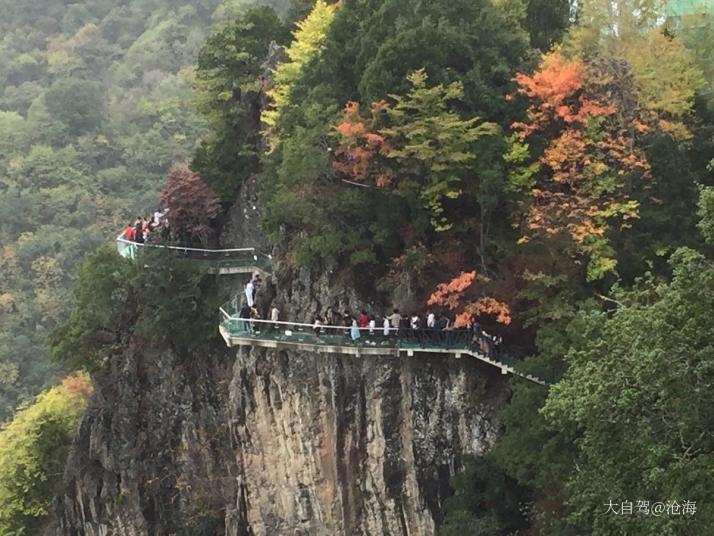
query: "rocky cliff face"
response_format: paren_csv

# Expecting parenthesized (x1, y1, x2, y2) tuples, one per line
(57, 339, 509, 536)
(54, 174, 511, 536)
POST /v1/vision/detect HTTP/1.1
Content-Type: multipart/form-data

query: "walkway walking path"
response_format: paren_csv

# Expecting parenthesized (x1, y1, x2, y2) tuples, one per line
(115, 224, 546, 386)
(219, 303, 547, 386)
(116, 235, 272, 276)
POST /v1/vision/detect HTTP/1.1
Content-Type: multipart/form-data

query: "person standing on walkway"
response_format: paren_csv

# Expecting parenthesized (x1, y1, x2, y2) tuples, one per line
(409, 313, 420, 330)
(122, 224, 135, 241)
(427, 311, 435, 328)
(386, 308, 402, 334)
(313, 315, 323, 337)
(350, 319, 361, 341)
(383, 316, 390, 337)
(343, 310, 352, 339)
(270, 305, 279, 331)
(134, 218, 145, 245)
(357, 310, 369, 328)
(368, 315, 376, 336)
(239, 303, 253, 334)
(245, 279, 255, 307)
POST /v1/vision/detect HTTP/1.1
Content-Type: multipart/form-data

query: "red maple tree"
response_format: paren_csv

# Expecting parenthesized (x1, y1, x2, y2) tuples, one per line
(160, 166, 221, 247)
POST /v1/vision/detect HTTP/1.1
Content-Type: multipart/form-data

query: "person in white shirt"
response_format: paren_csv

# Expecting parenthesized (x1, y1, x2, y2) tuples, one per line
(383, 317, 390, 336)
(368, 316, 376, 335)
(269, 306, 278, 329)
(245, 280, 255, 307)
(313, 315, 323, 337)
(427, 311, 435, 328)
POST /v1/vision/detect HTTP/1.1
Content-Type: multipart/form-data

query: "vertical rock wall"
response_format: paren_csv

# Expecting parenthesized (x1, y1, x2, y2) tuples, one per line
(56, 340, 508, 535)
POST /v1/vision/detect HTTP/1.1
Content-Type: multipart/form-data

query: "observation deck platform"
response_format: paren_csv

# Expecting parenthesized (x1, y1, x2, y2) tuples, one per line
(219, 303, 547, 386)
(116, 236, 272, 276)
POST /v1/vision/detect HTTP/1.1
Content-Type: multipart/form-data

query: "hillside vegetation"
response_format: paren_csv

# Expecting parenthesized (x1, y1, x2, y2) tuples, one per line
(7, 0, 714, 534)
(0, 0, 298, 420)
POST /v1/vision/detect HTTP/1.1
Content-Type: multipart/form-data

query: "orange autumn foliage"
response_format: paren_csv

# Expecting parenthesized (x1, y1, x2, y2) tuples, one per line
(332, 100, 393, 183)
(455, 298, 512, 327)
(428, 271, 512, 327)
(428, 271, 476, 310)
(512, 54, 615, 138)
(511, 52, 649, 276)
(60, 373, 93, 397)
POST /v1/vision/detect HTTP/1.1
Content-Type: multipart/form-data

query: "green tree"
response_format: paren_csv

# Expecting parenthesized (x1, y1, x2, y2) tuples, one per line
(439, 455, 530, 536)
(334, 70, 498, 231)
(697, 185, 714, 245)
(48, 246, 134, 370)
(44, 77, 104, 135)
(50, 245, 220, 370)
(542, 245, 714, 534)
(0, 374, 91, 535)
(381, 70, 497, 231)
(525, 0, 572, 51)
(192, 6, 290, 200)
(0, 0, 224, 418)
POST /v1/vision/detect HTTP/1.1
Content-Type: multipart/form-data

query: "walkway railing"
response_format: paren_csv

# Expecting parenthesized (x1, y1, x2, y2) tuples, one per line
(116, 236, 272, 275)
(219, 302, 547, 385)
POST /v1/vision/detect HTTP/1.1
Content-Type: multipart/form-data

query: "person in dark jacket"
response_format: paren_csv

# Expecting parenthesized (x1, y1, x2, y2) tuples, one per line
(134, 218, 145, 244)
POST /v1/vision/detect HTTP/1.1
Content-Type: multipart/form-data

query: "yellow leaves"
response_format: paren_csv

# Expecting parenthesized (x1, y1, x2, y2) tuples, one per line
(31, 256, 63, 289)
(623, 29, 704, 140)
(0, 374, 91, 530)
(0, 293, 15, 314)
(263, 0, 337, 133)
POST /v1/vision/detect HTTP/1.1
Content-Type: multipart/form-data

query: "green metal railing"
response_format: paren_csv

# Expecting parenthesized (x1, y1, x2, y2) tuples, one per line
(116, 236, 272, 274)
(219, 301, 547, 385)
(666, 0, 713, 17)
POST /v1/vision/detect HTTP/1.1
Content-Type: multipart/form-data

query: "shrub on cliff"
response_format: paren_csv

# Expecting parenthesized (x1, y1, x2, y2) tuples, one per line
(49, 245, 134, 370)
(50, 245, 220, 369)
(0, 374, 91, 536)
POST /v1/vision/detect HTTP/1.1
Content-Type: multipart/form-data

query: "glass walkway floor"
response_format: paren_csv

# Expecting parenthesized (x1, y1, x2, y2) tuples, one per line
(219, 302, 547, 386)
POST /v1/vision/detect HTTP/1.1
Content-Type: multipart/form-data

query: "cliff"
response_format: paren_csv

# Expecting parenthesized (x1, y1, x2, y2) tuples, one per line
(57, 339, 509, 535)
(54, 176, 511, 536)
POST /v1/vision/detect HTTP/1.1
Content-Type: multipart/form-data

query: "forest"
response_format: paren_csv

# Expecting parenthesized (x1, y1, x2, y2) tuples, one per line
(1, 0, 714, 534)
(0, 0, 298, 420)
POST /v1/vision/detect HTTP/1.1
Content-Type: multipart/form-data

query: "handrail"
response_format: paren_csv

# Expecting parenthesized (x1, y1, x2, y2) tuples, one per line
(218, 311, 397, 332)
(219, 314, 546, 385)
(116, 235, 272, 258)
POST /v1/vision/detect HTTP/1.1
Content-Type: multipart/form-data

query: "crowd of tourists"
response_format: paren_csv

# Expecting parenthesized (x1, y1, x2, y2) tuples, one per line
(234, 276, 502, 355)
(120, 208, 170, 244)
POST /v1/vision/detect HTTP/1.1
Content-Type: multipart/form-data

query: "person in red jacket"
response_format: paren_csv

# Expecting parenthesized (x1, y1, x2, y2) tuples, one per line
(357, 310, 369, 328)
(122, 224, 135, 241)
